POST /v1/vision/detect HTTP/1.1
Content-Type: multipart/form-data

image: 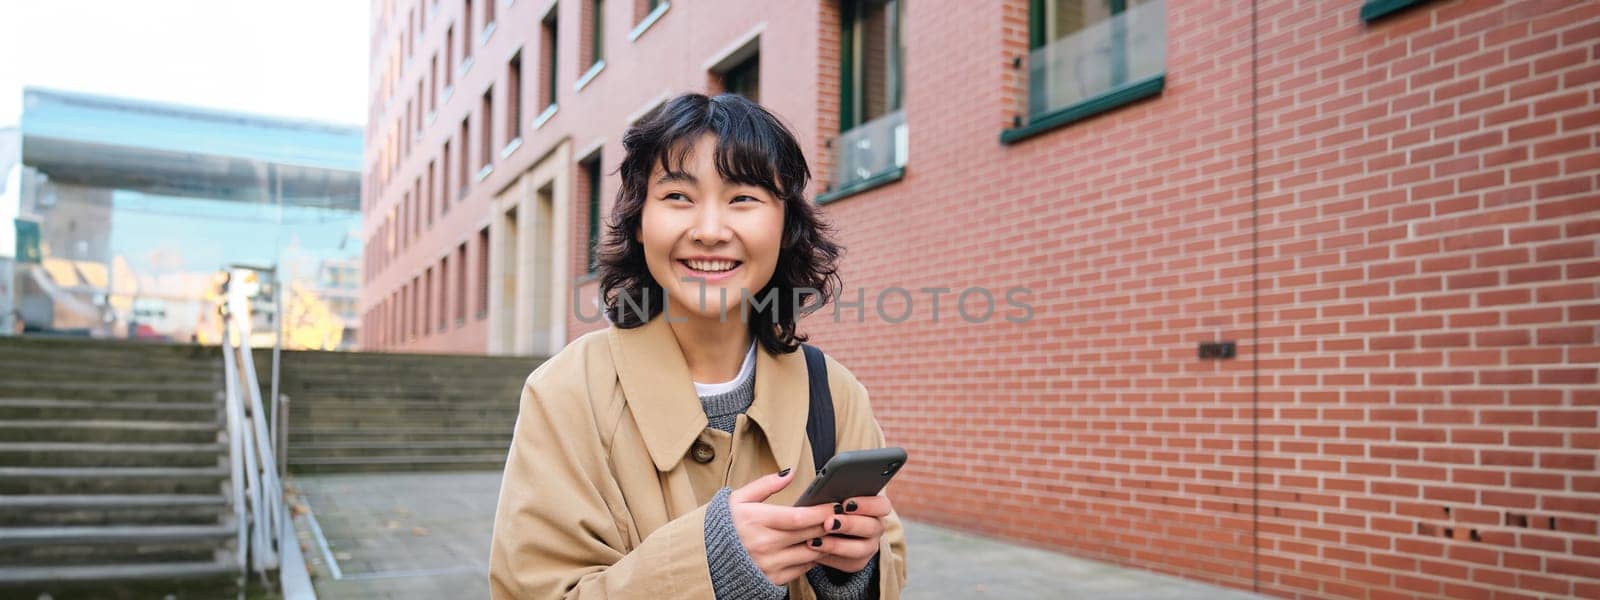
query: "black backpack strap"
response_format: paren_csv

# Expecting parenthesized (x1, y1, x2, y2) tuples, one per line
(801, 343, 836, 473)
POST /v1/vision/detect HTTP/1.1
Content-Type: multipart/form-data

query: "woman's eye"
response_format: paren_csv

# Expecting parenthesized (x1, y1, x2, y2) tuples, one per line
(664, 192, 689, 202)
(732, 195, 760, 204)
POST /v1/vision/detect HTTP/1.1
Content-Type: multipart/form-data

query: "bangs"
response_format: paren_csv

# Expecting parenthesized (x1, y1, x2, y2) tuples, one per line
(643, 94, 806, 201)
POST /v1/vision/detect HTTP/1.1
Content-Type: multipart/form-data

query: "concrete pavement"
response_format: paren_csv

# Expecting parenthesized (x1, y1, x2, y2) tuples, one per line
(287, 471, 1263, 599)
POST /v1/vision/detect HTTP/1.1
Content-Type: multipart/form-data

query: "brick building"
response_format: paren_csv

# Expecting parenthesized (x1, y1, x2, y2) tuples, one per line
(360, 0, 1599, 597)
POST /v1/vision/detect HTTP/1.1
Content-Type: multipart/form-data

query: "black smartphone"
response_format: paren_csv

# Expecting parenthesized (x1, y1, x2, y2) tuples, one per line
(793, 447, 907, 506)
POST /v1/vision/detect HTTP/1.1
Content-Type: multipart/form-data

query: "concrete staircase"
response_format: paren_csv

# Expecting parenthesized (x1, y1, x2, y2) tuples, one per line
(0, 336, 237, 597)
(280, 349, 538, 473)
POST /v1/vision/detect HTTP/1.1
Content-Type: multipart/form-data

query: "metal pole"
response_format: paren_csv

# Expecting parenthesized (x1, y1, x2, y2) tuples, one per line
(270, 164, 284, 438)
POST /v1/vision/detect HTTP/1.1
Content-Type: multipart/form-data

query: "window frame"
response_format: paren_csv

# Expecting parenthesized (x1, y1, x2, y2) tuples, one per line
(1000, 0, 1167, 145)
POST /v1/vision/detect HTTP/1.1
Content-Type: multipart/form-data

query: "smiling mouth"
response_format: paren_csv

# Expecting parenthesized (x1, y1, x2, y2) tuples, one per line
(678, 260, 743, 275)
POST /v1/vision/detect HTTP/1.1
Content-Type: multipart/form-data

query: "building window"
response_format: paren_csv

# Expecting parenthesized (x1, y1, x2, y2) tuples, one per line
(445, 25, 456, 86)
(414, 177, 424, 235)
(479, 87, 494, 174)
(411, 276, 421, 339)
(463, 0, 474, 61)
(442, 139, 453, 213)
(456, 242, 469, 324)
(439, 255, 451, 331)
(582, 154, 602, 275)
(1003, 0, 1168, 144)
(426, 160, 436, 227)
(477, 227, 490, 319)
(585, 0, 605, 68)
(540, 6, 560, 111)
(423, 267, 434, 336)
(401, 191, 411, 249)
(459, 117, 471, 196)
(725, 57, 758, 102)
(507, 51, 523, 143)
(823, 0, 907, 203)
(631, 0, 667, 40)
(430, 53, 439, 112)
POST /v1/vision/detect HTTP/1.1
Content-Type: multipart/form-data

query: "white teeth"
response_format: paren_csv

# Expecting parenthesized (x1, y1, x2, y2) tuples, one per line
(684, 259, 737, 273)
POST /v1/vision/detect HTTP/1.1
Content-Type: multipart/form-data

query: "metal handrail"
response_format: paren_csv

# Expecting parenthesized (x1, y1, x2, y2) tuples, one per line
(219, 269, 287, 591)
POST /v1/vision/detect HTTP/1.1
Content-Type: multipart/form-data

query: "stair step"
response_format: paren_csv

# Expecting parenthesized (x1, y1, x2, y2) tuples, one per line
(0, 523, 234, 545)
(0, 495, 228, 527)
(0, 558, 236, 584)
(0, 466, 229, 495)
(289, 453, 506, 473)
(0, 419, 221, 444)
(0, 399, 217, 421)
(0, 442, 227, 468)
(0, 494, 226, 508)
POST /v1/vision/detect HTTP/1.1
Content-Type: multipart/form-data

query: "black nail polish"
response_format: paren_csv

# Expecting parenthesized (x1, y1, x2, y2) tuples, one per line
(778, 467, 792, 477)
(832, 518, 842, 531)
(833, 503, 844, 515)
(810, 537, 822, 547)
(845, 500, 858, 513)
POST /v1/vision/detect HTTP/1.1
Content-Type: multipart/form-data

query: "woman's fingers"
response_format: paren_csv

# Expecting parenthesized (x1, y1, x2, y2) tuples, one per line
(832, 495, 893, 518)
(819, 514, 884, 539)
(808, 534, 879, 562)
(739, 501, 837, 531)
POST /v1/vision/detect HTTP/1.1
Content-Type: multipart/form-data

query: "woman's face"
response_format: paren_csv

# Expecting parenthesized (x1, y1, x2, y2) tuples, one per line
(638, 134, 786, 321)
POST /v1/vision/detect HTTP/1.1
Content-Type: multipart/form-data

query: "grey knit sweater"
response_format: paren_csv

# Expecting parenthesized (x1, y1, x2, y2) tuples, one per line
(698, 349, 878, 600)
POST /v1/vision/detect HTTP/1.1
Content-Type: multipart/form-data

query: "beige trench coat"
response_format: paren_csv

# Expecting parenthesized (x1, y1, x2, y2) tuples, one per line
(488, 312, 908, 599)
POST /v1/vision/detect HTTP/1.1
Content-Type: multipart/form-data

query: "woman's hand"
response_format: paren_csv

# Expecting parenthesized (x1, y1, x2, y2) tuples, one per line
(810, 495, 891, 574)
(728, 469, 837, 586)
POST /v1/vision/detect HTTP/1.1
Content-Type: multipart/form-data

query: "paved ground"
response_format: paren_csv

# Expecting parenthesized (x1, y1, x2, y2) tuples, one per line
(288, 471, 1263, 600)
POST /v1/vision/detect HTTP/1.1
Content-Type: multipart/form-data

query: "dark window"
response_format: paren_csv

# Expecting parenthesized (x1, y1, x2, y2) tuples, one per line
(456, 242, 469, 324)
(480, 87, 494, 170)
(476, 228, 490, 319)
(459, 117, 471, 196)
(423, 267, 433, 336)
(441, 140, 452, 213)
(463, 0, 474, 60)
(586, 0, 605, 68)
(507, 51, 523, 142)
(445, 25, 455, 85)
(583, 154, 602, 274)
(722, 52, 759, 103)
(842, 0, 902, 129)
(540, 7, 559, 109)
(439, 256, 450, 331)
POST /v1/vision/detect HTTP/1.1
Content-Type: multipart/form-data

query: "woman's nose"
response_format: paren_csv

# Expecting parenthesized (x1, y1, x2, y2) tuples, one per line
(690, 205, 732, 245)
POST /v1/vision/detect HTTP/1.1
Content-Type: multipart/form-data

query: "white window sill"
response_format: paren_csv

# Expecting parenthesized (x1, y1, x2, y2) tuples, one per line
(479, 22, 496, 46)
(575, 60, 606, 92)
(532, 103, 558, 129)
(476, 164, 494, 182)
(629, 2, 670, 42)
(457, 57, 474, 79)
(426, 110, 437, 126)
(442, 85, 454, 103)
(501, 137, 523, 159)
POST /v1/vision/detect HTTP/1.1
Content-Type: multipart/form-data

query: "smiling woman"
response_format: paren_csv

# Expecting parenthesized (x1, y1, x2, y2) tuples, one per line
(489, 93, 907, 599)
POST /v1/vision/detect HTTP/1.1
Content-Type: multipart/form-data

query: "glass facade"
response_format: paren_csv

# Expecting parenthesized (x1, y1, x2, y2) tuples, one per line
(5, 88, 363, 349)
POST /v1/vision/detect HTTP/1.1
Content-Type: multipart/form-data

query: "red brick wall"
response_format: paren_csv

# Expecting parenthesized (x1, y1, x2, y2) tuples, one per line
(802, 1, 1599, 598)
(362, 0, 1599, 596)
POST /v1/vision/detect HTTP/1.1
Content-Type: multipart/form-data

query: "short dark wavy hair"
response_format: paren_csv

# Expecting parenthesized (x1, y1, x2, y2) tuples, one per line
(597, 92, 843, 355)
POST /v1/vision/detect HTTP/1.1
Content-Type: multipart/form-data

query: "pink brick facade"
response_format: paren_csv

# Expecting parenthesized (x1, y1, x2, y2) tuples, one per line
(361, 0, 1599, 597)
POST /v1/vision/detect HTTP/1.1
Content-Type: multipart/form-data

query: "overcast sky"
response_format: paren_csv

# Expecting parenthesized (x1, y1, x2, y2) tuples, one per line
(0, 0, 369, 128)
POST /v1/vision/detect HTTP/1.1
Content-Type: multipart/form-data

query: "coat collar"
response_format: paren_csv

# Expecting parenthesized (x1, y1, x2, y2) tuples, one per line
(608, 311, 811, 473)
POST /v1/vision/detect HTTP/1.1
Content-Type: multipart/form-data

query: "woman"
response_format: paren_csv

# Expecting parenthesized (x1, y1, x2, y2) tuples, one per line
(489, 93, 907, 599)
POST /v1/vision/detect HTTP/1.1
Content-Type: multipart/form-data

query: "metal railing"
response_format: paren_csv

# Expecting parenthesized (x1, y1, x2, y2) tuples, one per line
(219, 269, 288, 591)
(830, 109, 907, 194)
(1023, 0, 1167, 119)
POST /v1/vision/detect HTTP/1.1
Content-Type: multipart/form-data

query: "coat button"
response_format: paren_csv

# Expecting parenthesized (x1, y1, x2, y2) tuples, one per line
(691, 441, 716, 464)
